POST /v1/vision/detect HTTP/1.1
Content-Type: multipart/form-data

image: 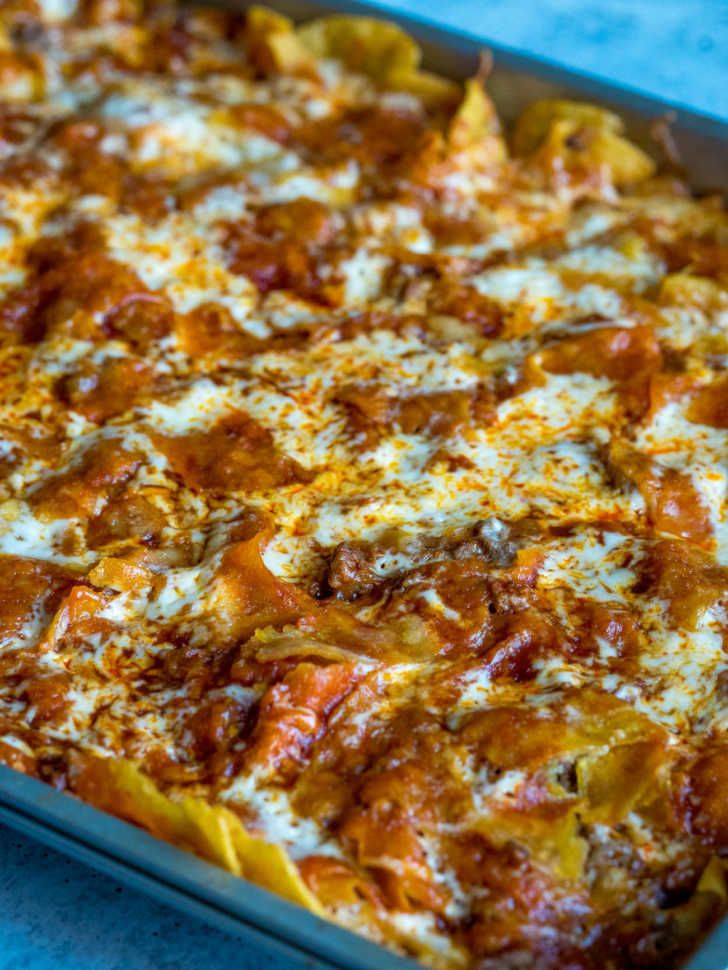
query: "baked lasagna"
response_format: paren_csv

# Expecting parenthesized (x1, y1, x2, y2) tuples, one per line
(0, 1, 726, 966)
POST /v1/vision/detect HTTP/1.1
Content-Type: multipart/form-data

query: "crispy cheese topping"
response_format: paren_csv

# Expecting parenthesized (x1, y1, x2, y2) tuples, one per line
(0, 3, 726, 968)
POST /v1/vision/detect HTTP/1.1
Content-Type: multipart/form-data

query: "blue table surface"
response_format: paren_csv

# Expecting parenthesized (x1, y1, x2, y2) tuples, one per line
(1, 3, 727, 969)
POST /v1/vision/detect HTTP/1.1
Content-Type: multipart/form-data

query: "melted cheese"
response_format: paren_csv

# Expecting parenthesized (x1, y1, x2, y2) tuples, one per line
(0, 4, 725, 967)
(539, 531, 637, 603)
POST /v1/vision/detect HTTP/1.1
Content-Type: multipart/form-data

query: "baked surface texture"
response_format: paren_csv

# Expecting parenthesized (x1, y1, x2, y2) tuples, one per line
(0, 2, 726, 966)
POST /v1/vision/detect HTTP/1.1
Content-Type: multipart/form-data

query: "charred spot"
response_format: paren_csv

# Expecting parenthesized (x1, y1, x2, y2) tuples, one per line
(9, 20, 47, 48)
(656, 884, 694, 910)
(565, 130, 588, 152)
(553, 760, 578, 794)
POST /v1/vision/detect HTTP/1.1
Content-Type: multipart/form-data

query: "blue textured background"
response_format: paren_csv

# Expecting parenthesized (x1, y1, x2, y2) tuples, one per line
(374, 0, 728, 118)
(1, 3, 726, 968)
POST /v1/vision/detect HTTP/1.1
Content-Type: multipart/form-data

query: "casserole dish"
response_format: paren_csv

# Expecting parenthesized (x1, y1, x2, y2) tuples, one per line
(0, 0, 722, 962)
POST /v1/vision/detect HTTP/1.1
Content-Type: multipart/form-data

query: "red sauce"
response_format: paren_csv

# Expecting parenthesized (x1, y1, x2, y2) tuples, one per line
(29, 440, 143, 519)
(610, 444, 714, 545)
(0, 556, 77, 643)
(679, 746, 728, 846)
(540, 324, 662, 382)
(246, 662, 360, 782)
(224, 198, 335, 298)
(154, 410, 311, 494)
(58, 355, 156, 423)
(688, 374, 728, 430)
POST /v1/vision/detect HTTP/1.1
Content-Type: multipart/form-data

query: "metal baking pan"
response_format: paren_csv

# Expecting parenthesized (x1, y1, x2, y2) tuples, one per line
(1, 1, 726, 967)
(0, 764, 417, 970)
(269, 0, 727, 194)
